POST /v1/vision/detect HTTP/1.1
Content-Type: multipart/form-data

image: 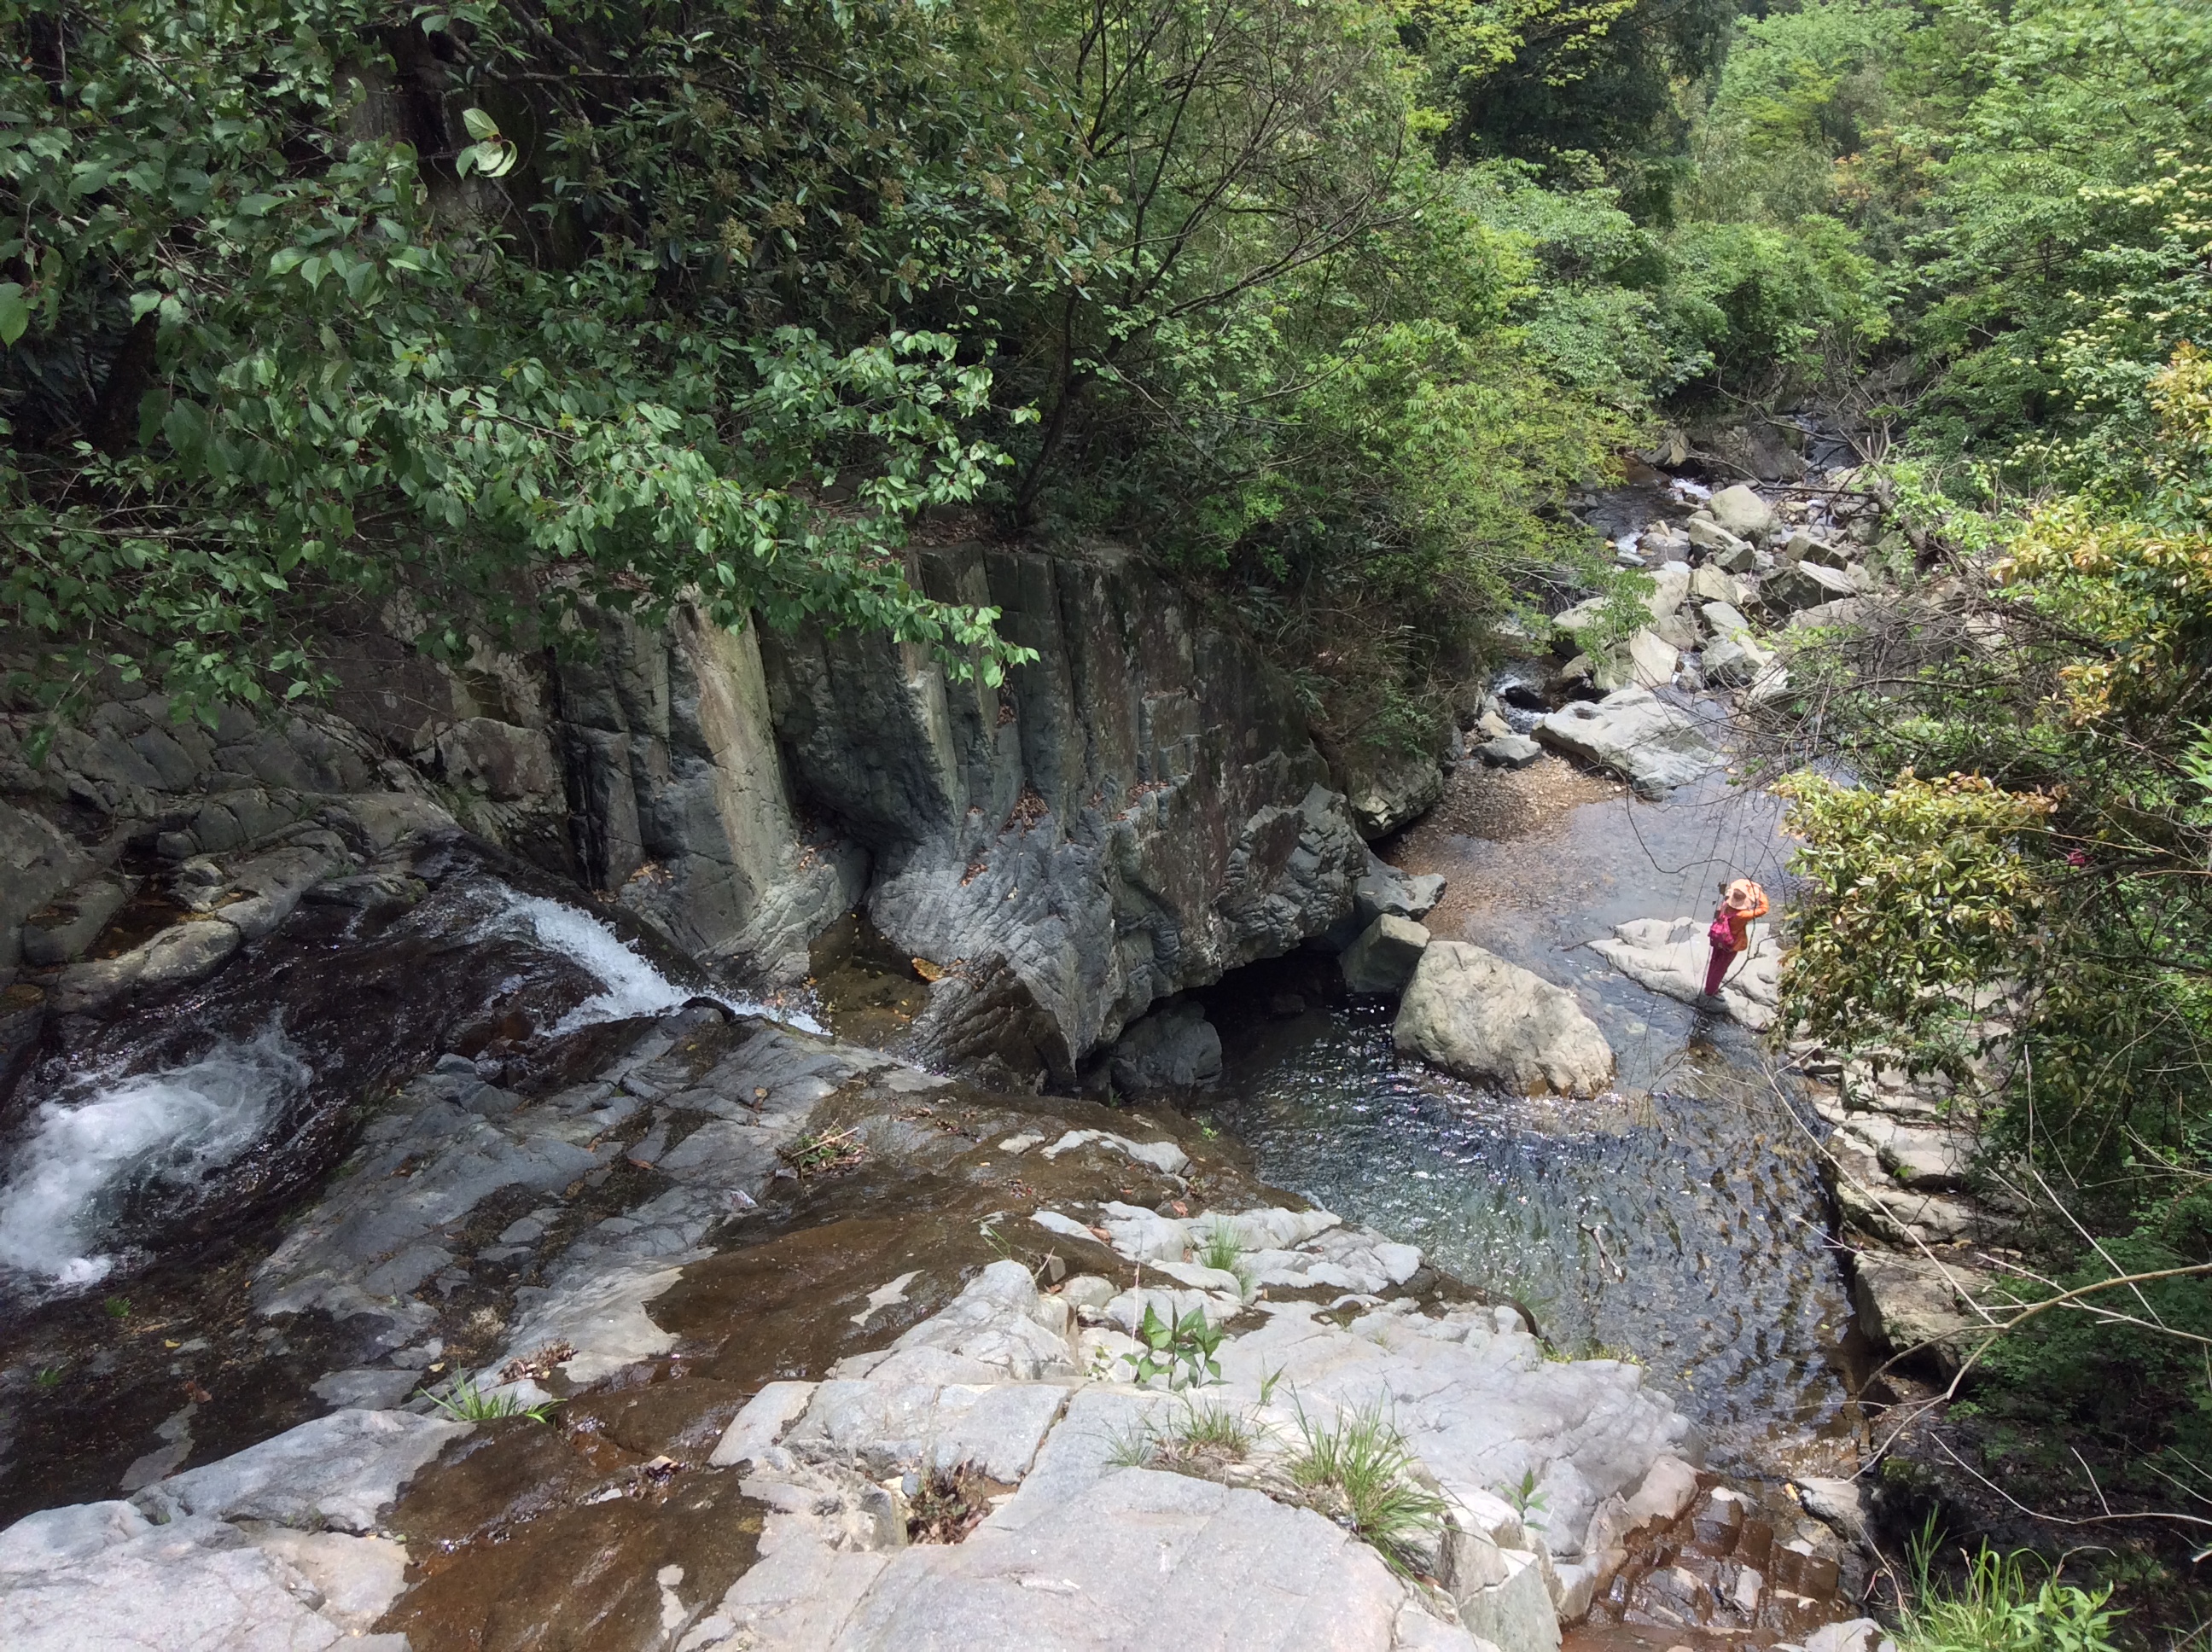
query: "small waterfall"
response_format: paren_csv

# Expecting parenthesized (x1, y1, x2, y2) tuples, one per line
(480, 890, 821, 1034)
(0, 1029, 310, 1290)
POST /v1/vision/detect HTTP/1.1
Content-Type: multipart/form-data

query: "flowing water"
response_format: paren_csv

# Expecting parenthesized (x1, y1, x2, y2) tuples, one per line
(1202, 728, 1861, 1480)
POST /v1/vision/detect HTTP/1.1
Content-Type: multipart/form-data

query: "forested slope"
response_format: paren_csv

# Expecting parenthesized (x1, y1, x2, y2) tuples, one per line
(5, 0, 2212, 1637)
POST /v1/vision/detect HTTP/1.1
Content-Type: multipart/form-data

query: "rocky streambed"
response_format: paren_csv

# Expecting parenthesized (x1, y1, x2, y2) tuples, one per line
(0, 436, 1973, 1651)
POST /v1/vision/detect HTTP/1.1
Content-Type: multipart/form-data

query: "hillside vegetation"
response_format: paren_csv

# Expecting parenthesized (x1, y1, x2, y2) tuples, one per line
(5, 0, 2212, 1633)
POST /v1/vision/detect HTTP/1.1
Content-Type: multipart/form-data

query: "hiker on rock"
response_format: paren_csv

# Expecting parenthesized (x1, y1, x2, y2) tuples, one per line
(1701, 877, 1767, 1006)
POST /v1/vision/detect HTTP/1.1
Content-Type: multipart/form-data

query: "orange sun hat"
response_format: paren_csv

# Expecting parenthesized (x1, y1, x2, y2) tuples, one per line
(1724, 878, 1767, 913)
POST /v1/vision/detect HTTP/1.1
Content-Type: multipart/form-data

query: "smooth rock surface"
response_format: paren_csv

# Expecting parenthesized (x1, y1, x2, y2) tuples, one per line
(1534, 689, 1721, 799)
(1395, 942, 1615, 1096)
(1708, 484, 1775, 540)
(1589, 916, 1780, 1029)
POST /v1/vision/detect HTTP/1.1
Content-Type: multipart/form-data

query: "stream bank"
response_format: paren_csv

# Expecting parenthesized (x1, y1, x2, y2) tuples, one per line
(0, 451, 1956, 1649)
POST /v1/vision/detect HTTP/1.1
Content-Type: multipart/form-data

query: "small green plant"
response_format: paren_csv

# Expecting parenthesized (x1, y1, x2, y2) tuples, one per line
(1121, 1301, 1225, 1389)
(1499, 1469, 1549, 1533)
(33, 1365, 64, 1391)
(1196, 1219, 1256, 1297)
(1897, 1521, 2122, 1652)
(424, 1376, 562, 1424)
(102, 1296, 130, 1319)
(1288, 1401, 1447, 1578)
(780, 1125, 865, 1176)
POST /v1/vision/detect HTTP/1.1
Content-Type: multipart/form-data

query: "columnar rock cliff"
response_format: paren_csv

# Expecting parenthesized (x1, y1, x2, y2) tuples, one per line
(2, 542, 1369, 1088)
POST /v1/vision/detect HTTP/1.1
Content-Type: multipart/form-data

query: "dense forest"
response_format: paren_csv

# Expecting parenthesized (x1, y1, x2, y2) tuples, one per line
(3, 0, 2210, 1640)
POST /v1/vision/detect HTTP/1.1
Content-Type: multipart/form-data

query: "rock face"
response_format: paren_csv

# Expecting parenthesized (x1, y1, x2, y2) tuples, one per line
(1395, 942, 1615, 1096)
(757, 544, 1369, 1083)
(1534, 689, 1721, 799)
(3, 542, 1372, 1090)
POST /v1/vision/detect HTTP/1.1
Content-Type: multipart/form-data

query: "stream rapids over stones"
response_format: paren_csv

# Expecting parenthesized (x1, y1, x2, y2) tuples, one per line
(0, 499, 1904, 1651)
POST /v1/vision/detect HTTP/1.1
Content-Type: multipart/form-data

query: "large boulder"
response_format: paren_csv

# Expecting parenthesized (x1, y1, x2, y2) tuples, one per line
(1701, 635, 1776, 689)
(1534, 688, 1721, 799)
(1710, 483, 1777, 538)
(1340, 916, 1430, 995)
(1394, 941, 1615, 1096)
(1690, 565, 1745, 608)
(1627, 629, 1679, 689)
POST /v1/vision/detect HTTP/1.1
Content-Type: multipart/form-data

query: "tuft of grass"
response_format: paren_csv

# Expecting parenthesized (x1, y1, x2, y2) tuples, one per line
(102, 1296, 130, 1319)
(424, 1375, 562, 1424)
(33, 1365, 64, 1391)
(1166, 1395, 1254, 1461)
(1287, 1401, 1447, 1578)
(1897, 1521, 2122, 1652)
(1195, 1219, 1255, 1296)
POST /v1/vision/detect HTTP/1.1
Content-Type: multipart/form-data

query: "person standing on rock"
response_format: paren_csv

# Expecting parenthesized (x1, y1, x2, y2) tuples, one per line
(1700, 878, 1767, 1007)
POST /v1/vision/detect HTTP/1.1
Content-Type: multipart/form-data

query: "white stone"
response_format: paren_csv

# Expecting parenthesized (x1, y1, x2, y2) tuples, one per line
(1534, 689, 1721, 799)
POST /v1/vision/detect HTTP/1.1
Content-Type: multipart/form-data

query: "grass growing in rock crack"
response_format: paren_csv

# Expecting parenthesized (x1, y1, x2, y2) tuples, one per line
(1106, 1396, 1257, 1474)
(1195, 1219, 1256, 1296)
(1288, 1402, 1447, 1578)
(424, 1376, 562, 1423)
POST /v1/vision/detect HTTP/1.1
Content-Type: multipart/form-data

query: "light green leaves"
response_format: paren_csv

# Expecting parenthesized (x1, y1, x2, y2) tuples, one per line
(0, 283, 26, 346)
(456, 108, 519, 179)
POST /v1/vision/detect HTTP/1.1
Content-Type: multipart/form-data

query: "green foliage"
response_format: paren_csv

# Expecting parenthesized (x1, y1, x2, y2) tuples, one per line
(1776, 769, 2054, 1082)
(1121, 1300, 1225, 1390)
(1287, 1401, 1448, 1578)
(425, 1376, 562, 1424)
(1900, 1523, 2123, 1652)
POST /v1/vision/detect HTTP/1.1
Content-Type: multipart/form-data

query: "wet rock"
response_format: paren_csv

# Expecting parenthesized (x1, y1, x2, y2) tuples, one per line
(1708, 484, 1776, 540)
(1340, 916, 1431, 995)
(48, 917, 241, 1015)
(311, 1369, 422, 1411)
(1589, 917, 1780, 1029)
(1478, 735, 1543, 769)
(1534, 689, 1721, 799)
(18, 875, 131, 968)
(1395, 942, 1615, 1096)
(1762, 562, 1857, 613)
(1109, 1000, 1223, 1097)
(1034, 1129, 1190, 1177)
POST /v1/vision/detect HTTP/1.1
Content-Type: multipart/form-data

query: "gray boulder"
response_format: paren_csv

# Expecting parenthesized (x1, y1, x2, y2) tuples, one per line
(1394, 941, 1615, 1096)
(1340, 916, 1430, 995)
(1702, 635, 1776, 689)
(1762, 561, 1857, 612)
(1685, 517, 1749, 560)
(1708, 483, 1775, 539)
(1534, 688, 1721, 799)
(1477, 734, 1542, 769)
(1109, 1001, 1223, 1097)
(1690, 564, 1745, 608)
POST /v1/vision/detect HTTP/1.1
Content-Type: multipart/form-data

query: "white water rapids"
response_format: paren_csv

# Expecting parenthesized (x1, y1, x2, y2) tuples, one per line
(0, 1028, 309, 1289)
(0, 886, 819, 1296)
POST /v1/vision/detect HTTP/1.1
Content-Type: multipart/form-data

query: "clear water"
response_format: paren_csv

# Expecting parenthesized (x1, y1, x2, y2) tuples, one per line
(1207, 759, 1860, 1477)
